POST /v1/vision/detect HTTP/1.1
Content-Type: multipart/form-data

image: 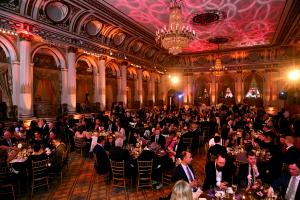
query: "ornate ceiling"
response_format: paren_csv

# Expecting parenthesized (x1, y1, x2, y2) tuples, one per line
(0, 0, 300, 71)
(105, 0, 287, 53)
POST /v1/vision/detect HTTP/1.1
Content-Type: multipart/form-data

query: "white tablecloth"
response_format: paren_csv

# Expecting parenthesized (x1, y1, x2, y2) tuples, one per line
(89, 136, 98, 152)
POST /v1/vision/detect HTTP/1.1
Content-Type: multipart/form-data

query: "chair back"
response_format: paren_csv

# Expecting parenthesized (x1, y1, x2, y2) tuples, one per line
(74, 138, 86, 148)
(32, 159, 49, 179)
(183, 137, 193, 151)
(137, 160, 153, 179)
(110, 160, 125, 180)
(0, 166, 10, 185)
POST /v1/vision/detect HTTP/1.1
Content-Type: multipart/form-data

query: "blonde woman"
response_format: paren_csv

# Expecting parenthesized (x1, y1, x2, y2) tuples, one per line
(170, 180, 193, 200)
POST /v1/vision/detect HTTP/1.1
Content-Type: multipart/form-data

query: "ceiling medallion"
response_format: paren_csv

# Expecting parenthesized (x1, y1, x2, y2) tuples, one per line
(190, 10, 226, 26)
(85, 20, 102, 36)
(113, 32, 126, 46)
(45, 1, 69, 23)
(156, 0, 196, 55)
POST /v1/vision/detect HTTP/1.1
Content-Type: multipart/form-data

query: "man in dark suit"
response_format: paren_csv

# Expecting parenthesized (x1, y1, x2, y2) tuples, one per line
(0, 130, 17, 150)
(203, 154, 232, 191)
(207, 135, 227, 161)
(109, 138, 130, 174)
(268, 159, 300, 200)
(284, 136, 300, 164)
(151, 128, 166, 149)
(172, 151, 198, 191)
(50, 136, 66, 172)
(237, 151, 264, 188)
(93, 136, 110, 175)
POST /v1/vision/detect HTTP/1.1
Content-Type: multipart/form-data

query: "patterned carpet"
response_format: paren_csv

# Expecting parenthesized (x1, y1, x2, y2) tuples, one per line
(15, 147, 207, 200)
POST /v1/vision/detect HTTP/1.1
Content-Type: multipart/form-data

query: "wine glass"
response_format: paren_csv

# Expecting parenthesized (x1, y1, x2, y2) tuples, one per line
(232, 184, 237, 199)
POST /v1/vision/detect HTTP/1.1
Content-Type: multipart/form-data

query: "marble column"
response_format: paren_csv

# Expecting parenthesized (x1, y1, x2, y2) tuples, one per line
(148, 72, 155, 106)
(67, 47, 77, 114)
(98, 56, 106, 110)
(137, 69, 143, 107)
(18, 35, 33, 118)
(184, 75, 193, 104)
(117, 62, 127, 107)
(11, 61, 20, 107)
(61, 68, 68, 104)
(263, 70, 272, 106)
(235, 71, 243, 104)
(159, 75, 167, 106)
(210, 74, 217, 105)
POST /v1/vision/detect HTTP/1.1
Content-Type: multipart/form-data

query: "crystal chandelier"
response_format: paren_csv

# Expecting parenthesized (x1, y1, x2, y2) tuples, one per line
(155, 0, 196, 55)
(209, 44, 227, 76)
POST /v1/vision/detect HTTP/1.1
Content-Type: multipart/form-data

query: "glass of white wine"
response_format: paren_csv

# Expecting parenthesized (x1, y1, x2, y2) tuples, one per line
(232, 184, 237, 199)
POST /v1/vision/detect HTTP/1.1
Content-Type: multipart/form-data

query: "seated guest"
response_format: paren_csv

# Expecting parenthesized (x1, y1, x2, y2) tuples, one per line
(32, 131, 45, 147)
(93, 136, 110, 175)
(75, 126, 91, 140)
(104, 135, 115, 151)
(268, 159, 300, 200)
(207, 135, 227, 161)
(284, 136, 300, 165)
(150, 128, 166, 149)
(28, 143, 48, 162)
(172, 151, 199, 192)
(170, 180, 193, 200)
(166, 135, 180, 162)
(0, 149, 8, 167)
(109, 138, 130, 175)
(109, 138, 130, 162)
(203, 154, 232, 191)
(49, 137, 66, 172)
(208, 132, 223, 148)
(0, 130, 17, 150)
(237, 151, 264, 188)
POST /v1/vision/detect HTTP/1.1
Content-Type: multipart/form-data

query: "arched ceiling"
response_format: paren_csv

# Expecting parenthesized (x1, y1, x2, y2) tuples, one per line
(105, 0, 287, 53)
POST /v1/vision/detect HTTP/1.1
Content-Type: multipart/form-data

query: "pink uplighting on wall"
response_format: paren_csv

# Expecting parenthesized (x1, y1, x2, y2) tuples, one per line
(106, 0, 286, 53)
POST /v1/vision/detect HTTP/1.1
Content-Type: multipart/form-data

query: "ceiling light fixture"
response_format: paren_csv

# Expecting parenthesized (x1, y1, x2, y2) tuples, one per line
(156, 0, 196, 55)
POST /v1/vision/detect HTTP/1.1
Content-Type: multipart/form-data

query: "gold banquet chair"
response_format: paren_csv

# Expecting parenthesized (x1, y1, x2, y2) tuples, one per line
(136, 159, 153, 197)
(31, 159, 49, 199)
(109, 160, 128, 200)
(0, 166, 15, 200)
(183, 137, 193, 152)
(74, 138, 87, 157)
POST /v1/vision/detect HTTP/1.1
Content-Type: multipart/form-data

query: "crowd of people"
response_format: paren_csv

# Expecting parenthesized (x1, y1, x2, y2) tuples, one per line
(0, 103, 300, 199)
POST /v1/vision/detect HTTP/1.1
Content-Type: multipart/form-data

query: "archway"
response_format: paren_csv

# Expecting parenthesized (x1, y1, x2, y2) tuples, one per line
(0, 46, 10, 119)
(218, 74, 235, 105)
(194, 76, 210, 106)
(105, 62, 118, 110)
(32, 48, 62, 117)
(243, 73, 263, 107)
(76, 59, 94, 113)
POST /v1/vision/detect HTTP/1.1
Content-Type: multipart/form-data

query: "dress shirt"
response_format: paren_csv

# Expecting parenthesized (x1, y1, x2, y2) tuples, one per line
(181, 164, 195, 182)
(286, 175, 300, 200)
(215, 163, 222, 187)
(286, 144, 294, 151)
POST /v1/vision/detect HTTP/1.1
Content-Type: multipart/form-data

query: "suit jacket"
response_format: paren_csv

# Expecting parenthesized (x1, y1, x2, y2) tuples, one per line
(237, 163, 264, 187)
(284, 146, 300, 164)
(0, 138, 17, 147)
(202, 161, 232, 191)
(172, 164, 196, 183)
(109, 146, 130, 162)
(151, 134, 166, 149)
(93, 144, 110, 175)
(51, 143, 66, 171)
(207, 144, 227, 161)
(272, 175, 300, 199)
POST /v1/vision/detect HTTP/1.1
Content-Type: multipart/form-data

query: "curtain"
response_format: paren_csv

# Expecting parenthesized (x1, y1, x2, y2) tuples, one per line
(0, 65, 12, 107)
